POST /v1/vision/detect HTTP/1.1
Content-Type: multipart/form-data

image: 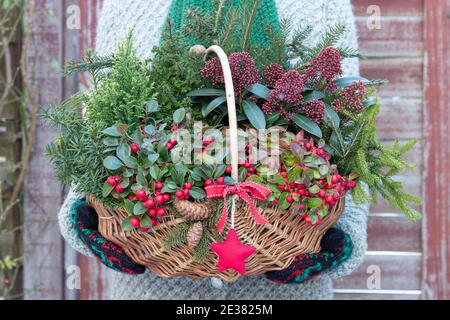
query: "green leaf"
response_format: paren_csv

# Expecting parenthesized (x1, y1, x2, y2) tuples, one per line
(278, 193, 291, 210)
(103, 125, 123, 137)
(103, 156, 123, 170)
(274, 174, 286, 185)
(102, 137, 119, 147)
(308, 185, 320, 194)
(122, 156, 138, 168)
(140, 215, 151, 227)
(202, 96, 226, 117)
(123, 199, 135, 213)
(173, 108, 186, 124)
(214, 165, 227, 179)
(266, 112, 280, 126)
(187, 88, 226, 97)
(117, 143, 130, 160)
(307, 197, 322, 208)
(363, 96, 377, 108)
(146, 100, 159, 113)
(136, 172, 148, 187)
(224, 176, 237, 185)
(324, 105, 340, 128)
(147, 152, 159, 164)
(102, 182, 114, 197)
(242, 100, 266, 130)
(122, 216, 133, 231)
(334, 76, 369, 88)
(292, 114, 323, 138)
(303, 90, 325, 103)
(133, 202, 147, 215)
(247, 83, 270, 100)
(161, 182, 178, 193)
(319, 165, 329, 176)
(144, 125, 155, 135)
(120, 177, 130, 188)
(190, 187, 206, 200)
(149, 166, 160, 181)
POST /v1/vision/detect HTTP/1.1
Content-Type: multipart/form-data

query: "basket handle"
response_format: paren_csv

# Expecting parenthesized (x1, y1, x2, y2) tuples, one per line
(204, 45, 239, 183)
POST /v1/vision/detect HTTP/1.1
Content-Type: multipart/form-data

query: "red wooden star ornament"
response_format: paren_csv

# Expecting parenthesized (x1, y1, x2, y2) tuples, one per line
(210, 229, 256, 275)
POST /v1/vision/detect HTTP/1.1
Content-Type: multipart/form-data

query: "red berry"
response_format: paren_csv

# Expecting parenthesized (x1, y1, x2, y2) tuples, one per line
(166, 142, 174, 150)
(348, 181, 357, 189)
(144, 199, 155, 208)
(163, 193, 170, 202)
(246, 172, 252, 178)
(128, 195, 137, 201)
(204, 179, 213, 187)
(333, 193, 340, 201)
(156, 207, 166, 217)
(148, 209, 157, 217)
(155, 182, 164, 190)
(325, 183, 334, 190)
(273, 199, 279, 204)
(168, 139, 177, 146)
(286, 195, 293, 203)
(244, 162, 251, 168)
(326, 196, 334, 204)
(280, 171, 287, 177)
(175, 190, 184, 199)
(249, 167, 255, 173)
(335, 185, 343, 192)
(115, 184, 125, 193)
(184, 182, 193, 190)
(130, 143, 140, 153)
(203, 137, 214, 147)
(318, 189, 326, 198)
(331, 174, 341, 184)
(107, 176, 118, 186)
(299, 204, 306, 210)
(155, 195, 164, 205)
(151, 218, 158, 226)
(183, 189, 190, 199)
(136, 189, 147, 200)
(216, 177, 225, 185)
(277, 184, 285, 191)
(304, 142, 312, 151)
(225, 166, 232, 174)
(130, 217, 141, 228)
(280, 165, 286, 172)
(303, 214, 312, 225)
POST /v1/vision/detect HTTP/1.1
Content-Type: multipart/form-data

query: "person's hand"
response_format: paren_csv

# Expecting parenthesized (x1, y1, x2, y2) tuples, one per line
(71, 199, 145, 274)
(265, 228, 353, 284)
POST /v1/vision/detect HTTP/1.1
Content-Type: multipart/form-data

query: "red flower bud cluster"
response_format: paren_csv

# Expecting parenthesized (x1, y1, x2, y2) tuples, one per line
(304, 47, 342, 91)
(201, 52, 260, 96)
(336, 81, 367, 113)
(262, 70, 305, 119)
(263, 63, 284, 88)
(302, 100, 325, 125)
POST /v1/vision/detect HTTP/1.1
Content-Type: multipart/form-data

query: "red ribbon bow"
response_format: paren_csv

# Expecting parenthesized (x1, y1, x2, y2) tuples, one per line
(205, 181, 272, 234)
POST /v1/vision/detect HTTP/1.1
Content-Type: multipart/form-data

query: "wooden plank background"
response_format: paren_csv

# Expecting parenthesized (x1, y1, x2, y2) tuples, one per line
(23, 0, 450, 300)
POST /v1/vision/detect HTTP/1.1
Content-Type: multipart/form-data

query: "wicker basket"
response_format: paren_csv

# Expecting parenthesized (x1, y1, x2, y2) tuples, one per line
(88, 45, 345, 282)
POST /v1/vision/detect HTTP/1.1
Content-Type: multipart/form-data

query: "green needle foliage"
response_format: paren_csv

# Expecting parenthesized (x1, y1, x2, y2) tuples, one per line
(150, 27, 204, 122)
(85, 32, 156, 129)
(326, 102, 421, 221)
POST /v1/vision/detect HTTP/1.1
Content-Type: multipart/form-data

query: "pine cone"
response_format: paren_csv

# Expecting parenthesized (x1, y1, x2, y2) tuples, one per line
(187, 222, 203, 248)
(173, 199, 210, 221)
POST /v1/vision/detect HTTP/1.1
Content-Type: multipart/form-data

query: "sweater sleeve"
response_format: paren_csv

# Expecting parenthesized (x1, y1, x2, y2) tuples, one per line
(324, 0, 369, 279)
(58, 187, 93, 257)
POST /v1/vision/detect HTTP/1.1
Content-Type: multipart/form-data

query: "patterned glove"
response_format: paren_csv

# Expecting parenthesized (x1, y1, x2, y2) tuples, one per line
(265, 228, 353, 284)
(70, 199, 145, 274)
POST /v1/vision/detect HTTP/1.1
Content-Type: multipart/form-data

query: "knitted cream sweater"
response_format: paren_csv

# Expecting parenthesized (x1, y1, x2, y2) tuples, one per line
(59, 0, 368, 300)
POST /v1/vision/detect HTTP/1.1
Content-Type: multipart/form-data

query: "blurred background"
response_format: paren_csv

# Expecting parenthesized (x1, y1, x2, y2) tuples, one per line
(0, 0, 449, 300)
